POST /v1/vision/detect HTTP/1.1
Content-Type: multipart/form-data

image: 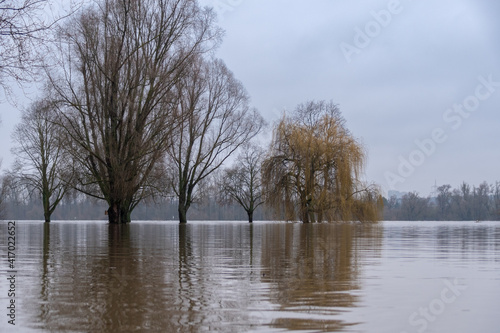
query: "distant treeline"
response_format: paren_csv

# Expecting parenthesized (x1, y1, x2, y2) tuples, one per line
(3, 181, 500, 222)
(0, 190, 274, 221)
(383, 181, 500, 221)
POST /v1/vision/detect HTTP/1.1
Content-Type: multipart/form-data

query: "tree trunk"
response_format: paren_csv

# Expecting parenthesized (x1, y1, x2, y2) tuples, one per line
(178, 186, 191, 224)
(178, 197, 189, 224)
(178, 206, 188, 224)
(247, 210, 253, 223)
(300, 195, 311, 223)
(42, 190, 51, 222)
(301, 206, 311, 223)
(108, 202, 131, 224)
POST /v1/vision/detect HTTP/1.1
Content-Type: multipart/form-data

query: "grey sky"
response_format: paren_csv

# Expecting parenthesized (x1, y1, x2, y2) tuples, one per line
(201, 0, 500, 195)
(1, 0, 499, 197)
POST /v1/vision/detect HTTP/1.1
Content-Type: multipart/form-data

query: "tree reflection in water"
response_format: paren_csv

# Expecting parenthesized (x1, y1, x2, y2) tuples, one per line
(260, 223, 381, 331)
(17, 221, 381, 332)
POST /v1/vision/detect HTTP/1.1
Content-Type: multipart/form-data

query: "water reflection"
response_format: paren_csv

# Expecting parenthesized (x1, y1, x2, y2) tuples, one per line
(1, 222, 377, 332)
(2, 221, 497, 332)
(259, 223, 376, 331)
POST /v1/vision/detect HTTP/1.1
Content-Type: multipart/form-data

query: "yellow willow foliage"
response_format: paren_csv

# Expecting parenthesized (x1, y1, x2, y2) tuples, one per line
(262, 101, 381, 223)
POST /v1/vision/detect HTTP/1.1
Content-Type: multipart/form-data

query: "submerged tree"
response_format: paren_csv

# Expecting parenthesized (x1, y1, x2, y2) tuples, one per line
(262, 101, 380, 223)
(219, 143, 265, 223)
(11, 98, 71, 222)
(49, 0, 222, 223)
(166, 57, 264, 223)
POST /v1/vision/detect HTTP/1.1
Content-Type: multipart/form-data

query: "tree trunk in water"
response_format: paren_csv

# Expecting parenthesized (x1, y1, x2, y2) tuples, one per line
(301, 208, 311, 223)
(178, 201, 188, 224)
(178, 207, 187, 224)
(108, 202, 131, 224)
(247, 210, 253, 223)
(178, 186, 193, 224)
(42, 191, 50, 222)
(317, 211, 323, 223)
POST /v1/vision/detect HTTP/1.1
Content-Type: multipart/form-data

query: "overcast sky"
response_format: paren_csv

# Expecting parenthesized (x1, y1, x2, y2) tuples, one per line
(199, 0, 500, 196)
(1, 0, 499, 197)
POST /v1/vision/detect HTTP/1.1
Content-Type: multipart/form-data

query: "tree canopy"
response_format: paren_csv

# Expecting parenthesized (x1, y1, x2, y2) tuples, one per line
(48, 0, 223, 223)
(11, 97, 70, 222)
(262, 101, 381, 223)
(166, 57, 264, 223)
(219, 143, 265, 223)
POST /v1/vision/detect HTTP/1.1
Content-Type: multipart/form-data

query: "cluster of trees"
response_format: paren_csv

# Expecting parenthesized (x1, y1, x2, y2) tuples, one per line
(0, 0, 380, 224)
(384, 182, 500, 221)
(0, 0, 61, 219)
(0, 186, 274, 221)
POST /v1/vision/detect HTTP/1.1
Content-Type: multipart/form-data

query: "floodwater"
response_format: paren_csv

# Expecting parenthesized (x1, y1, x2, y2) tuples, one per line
(0, 220, 499, 333)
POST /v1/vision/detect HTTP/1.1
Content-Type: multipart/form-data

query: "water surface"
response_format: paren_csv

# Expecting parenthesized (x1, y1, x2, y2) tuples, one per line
(0, 220, 498, 332)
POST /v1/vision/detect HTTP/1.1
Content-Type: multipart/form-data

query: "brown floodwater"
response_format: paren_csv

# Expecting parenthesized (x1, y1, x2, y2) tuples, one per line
(0, 220, 499, 332)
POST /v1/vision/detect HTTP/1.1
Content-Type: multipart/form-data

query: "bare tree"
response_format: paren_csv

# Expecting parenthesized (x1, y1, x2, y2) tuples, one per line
(49, 0, 222, 223)
(262, 101, 380, 223)
(219, 143, 264, 223)
(0, 171, 22, 219)
(472, 182, 490, 221)
(11, 97, 70, 222)
(436, 184, 452, 220)
(383, 195, 400, 220)
(451, 182, 472, 220)
(166, 57, 264, 223)
(399, 191, 429, 221)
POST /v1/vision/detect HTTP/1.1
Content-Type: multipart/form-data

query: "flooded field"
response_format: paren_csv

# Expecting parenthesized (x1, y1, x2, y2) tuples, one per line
(0, 220, 499, 332)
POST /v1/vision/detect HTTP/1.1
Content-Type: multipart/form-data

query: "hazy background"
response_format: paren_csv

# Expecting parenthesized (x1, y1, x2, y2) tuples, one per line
(1, 0, 499, 197)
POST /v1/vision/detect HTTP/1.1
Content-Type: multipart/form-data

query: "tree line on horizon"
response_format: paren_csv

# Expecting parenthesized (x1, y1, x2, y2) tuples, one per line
(384, 182, 500, 221)
(3, 180, 500, 222)
(0, 0, 381, 224)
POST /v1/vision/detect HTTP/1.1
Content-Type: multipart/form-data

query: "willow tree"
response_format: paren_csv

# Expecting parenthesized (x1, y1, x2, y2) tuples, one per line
(49, 0, 222, 223)
(166, 57, 264, 223)
(262, 101, 381, 223)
